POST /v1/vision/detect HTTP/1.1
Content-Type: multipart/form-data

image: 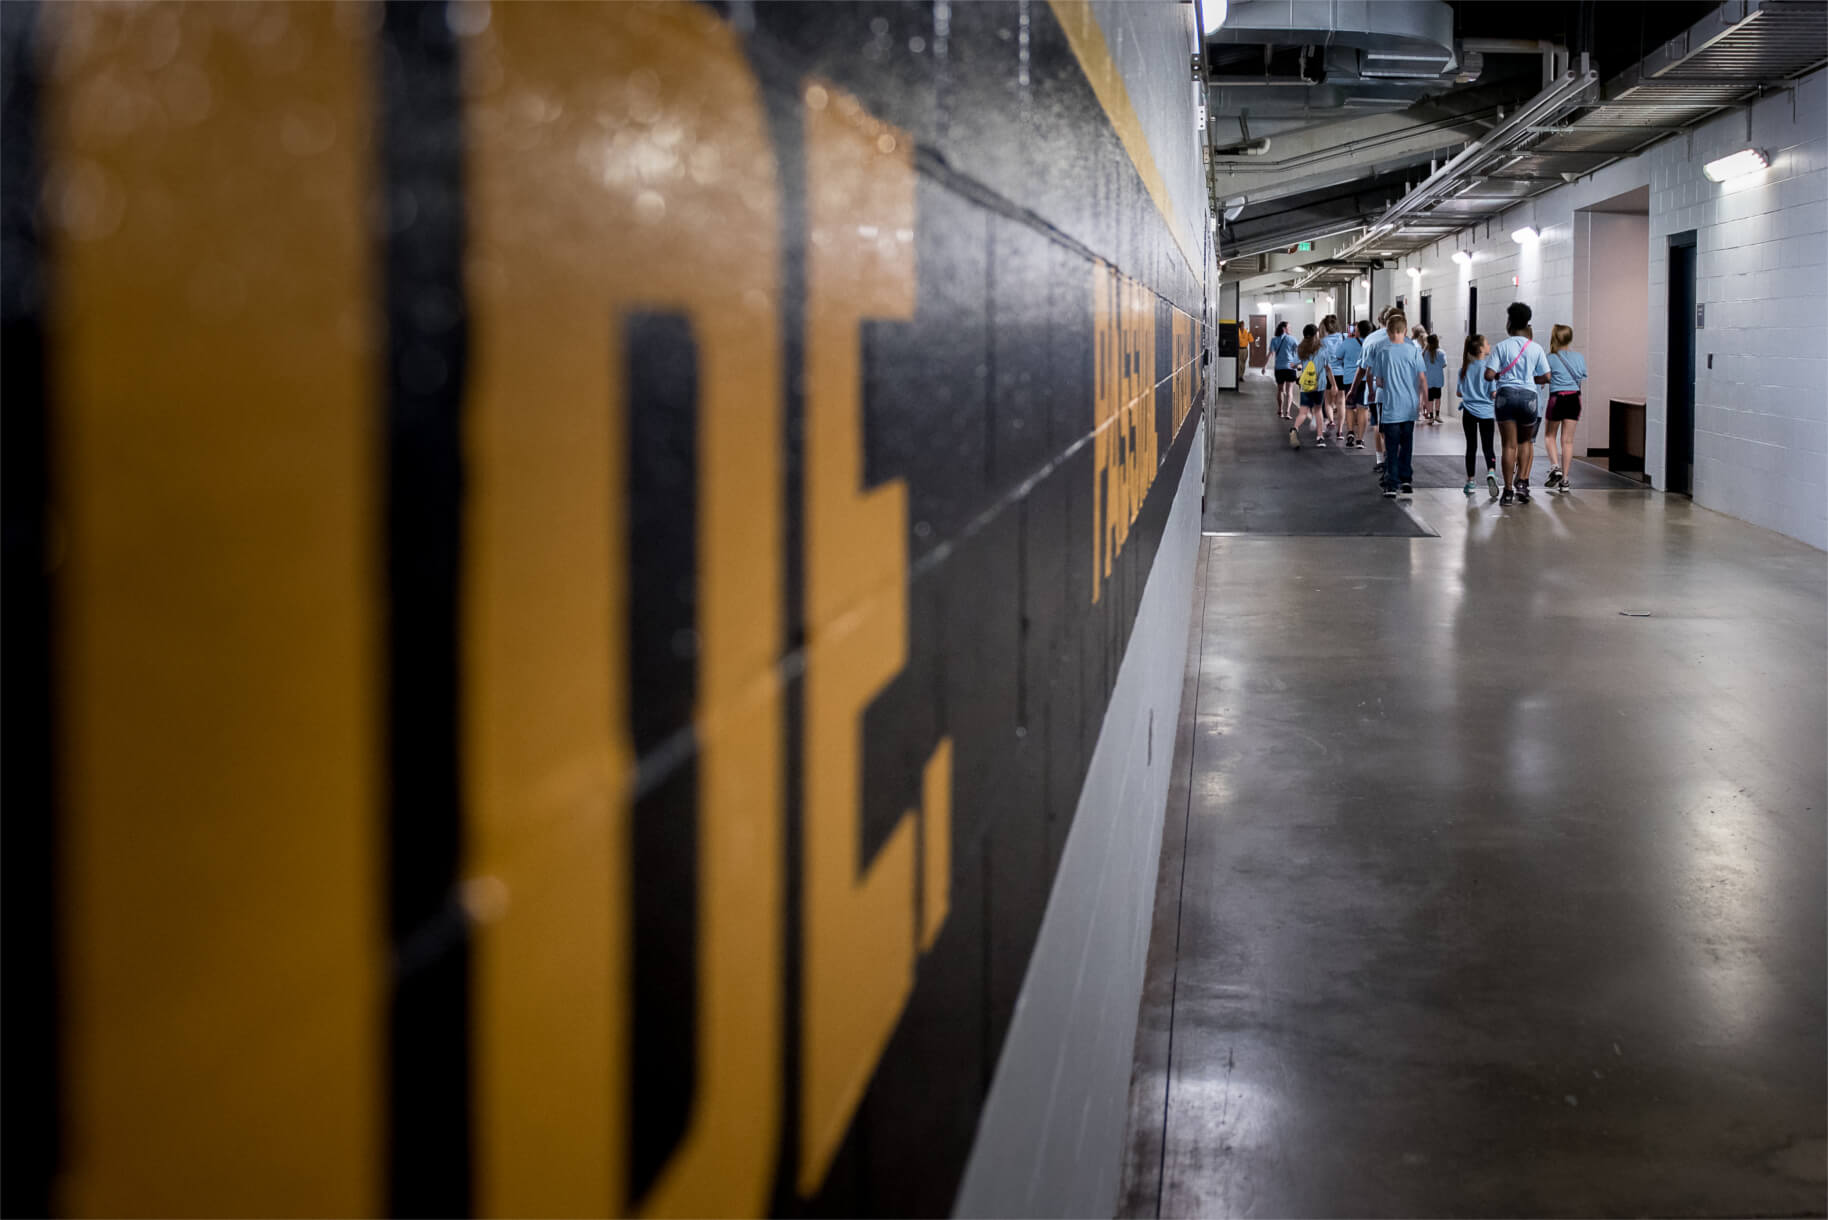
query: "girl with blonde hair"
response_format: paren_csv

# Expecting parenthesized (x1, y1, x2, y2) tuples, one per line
(1543, 323, 1589, 492)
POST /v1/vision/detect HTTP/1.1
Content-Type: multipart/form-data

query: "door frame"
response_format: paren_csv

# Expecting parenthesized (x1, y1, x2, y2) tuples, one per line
(1665, 230, 1698, 496)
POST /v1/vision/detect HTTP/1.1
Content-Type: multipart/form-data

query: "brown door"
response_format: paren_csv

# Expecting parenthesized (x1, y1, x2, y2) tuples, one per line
(1248, 315, 1269, 369)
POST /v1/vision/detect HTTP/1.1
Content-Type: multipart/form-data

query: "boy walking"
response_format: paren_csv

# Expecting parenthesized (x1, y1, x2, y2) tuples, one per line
(1368, 311, 1428, 498)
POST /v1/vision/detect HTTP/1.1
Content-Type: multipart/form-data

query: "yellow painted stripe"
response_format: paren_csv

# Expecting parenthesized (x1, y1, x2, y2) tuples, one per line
(47, 4, 382, 1214)
(1048, 0, 1202, 279)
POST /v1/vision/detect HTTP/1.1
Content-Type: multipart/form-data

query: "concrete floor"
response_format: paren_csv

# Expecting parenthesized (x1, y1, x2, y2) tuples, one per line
(1120, 379, 1828, 1218)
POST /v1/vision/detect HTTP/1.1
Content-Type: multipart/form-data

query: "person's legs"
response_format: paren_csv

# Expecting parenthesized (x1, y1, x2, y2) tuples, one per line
(1462, 411, 1480, 480)
(1499, 419, 1519, 490)
(1378, 422, 1400, 491)
(1545, 416, 1565, 474)
(1518, 417, 1538, 486)
(1395, 421, 1415, 486)
(1480, 418, 1497, 469)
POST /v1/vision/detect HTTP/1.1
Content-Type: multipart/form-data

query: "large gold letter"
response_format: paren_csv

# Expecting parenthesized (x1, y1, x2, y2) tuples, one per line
(800, 82, 953, 1194)
(465, 5, 782, 1215)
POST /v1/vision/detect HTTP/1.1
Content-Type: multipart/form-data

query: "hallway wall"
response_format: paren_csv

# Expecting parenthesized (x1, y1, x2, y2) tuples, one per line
(1574, 210, 1651, 456)
(1646, 69, 1828, 550)
(0, 2, 1212, 1215)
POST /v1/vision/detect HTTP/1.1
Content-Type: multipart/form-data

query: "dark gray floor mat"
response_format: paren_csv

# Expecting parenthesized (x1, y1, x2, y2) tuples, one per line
(1203, 389, 1432, 537)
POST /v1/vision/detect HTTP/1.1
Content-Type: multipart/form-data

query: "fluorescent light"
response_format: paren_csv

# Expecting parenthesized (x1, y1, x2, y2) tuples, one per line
(1703, 147, 1767, 182)
(1511, 225, 1539, 244)
(1201, 0, 1228, 36)
(1451, 250, 1472, 266)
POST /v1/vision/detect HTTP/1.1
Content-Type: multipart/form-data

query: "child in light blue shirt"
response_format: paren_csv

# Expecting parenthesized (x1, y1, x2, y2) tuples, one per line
(1543, 324, 1589, 491)
(1458, 334, 1499, 498)
(1422, 335, 1448, 426)
(1369, 314, 1428, 497)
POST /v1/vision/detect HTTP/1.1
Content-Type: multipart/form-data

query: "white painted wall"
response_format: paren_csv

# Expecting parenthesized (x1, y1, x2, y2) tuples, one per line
(1646, 69, 1828, 550)
(1573, 210, 1650, 455)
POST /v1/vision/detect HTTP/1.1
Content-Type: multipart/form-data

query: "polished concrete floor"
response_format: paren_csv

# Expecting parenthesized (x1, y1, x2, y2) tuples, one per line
(1121, 378, 1828, 1218)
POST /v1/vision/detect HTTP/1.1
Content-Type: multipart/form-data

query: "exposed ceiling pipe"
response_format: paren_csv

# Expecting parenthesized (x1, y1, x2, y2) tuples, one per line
(1293, 62, 1596, 287)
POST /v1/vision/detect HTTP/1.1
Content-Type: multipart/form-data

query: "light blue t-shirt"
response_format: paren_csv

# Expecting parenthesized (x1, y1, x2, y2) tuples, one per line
(1548, 349, 1588, 393)
(1424, 349, 1447, 389)
(1320, 331, 1342, 374)
(1372, 338, 1427, 424)
(1333, 334, 1362, 378)
(1271, 332, 1299, 370)
(1358, 329, 1389, 402)
(1458, 361, 1494, 419)
(1487, 335, 1549, 389)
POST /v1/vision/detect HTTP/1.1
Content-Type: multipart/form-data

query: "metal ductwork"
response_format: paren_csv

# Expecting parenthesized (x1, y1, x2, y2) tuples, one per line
(1294, 61, 1600, 286)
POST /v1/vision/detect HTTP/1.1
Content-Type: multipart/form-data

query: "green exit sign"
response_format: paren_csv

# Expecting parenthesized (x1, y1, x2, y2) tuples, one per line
(1297, 241, 1313, 251)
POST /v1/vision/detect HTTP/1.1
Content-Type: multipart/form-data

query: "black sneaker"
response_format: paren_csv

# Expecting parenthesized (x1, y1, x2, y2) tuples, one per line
(1382, 487, 1398, 499)
(1346, 433, 1358, 448)
(1316, 435, 1328, 448)
(1545, 467, 1564, 488)
(1400, 482, 1414, 496)
(1500, 487, 1515, 505)
(1558, 477, 1572, 494)
(1516, 484, 1533, 503)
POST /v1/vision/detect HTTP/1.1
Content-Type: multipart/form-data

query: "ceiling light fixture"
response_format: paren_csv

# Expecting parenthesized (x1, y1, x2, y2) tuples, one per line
(1256, 301, 1272, 313)
(1511, 225, 1539, 244)
(1702, 147, 1768, 182)
(1406, 267, 1423, 279)
(1451, 250, 1472, 266)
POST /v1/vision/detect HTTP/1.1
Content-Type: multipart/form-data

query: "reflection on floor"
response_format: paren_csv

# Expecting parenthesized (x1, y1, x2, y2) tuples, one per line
(1121, 376, 1828, 1218)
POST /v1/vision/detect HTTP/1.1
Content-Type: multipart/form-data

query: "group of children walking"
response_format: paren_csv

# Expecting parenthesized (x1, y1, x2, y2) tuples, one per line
(1268, 300, 1588, 504)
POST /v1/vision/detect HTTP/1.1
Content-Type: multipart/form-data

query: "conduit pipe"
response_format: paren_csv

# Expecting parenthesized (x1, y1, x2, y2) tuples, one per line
(1293, 60, 1595, 287)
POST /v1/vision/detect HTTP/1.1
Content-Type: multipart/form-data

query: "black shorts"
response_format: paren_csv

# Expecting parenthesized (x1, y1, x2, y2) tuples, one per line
(1275, 369, 1297, 384)
(1547, 390, 1582, 420)
(1299, 389, 1323, 407)
(1346, 383, 1366, 407)
(1427, 387, 1442, 401)
(1368, 400, 1382, 425)
(1493, 385, 1539, 431)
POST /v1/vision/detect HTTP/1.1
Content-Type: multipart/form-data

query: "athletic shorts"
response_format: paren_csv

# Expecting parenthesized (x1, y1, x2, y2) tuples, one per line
(1346, 383, 1366, 407)
(1427, 387, 1442, 401)
(1493, 385, 1539, 431)
(1299, 389, 1323, 408)
(1368, 400, 1382, 425)
(1274, 369, 1297, 384)
(1547, 390, 1582, 420)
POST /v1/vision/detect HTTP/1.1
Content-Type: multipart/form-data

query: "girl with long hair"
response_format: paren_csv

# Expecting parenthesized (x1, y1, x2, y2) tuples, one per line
(1288, 324, 1329, 448)
(1459, 334, 1499, 498)
(1543, 324, 1589, 492)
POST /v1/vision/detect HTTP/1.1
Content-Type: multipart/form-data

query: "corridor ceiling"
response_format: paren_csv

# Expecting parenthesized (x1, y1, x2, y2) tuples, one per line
(1207, 0, 1828, 291)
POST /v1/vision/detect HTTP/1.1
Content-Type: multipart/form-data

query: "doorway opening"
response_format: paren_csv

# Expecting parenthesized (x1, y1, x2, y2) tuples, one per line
(1467, 284, 1477, 337)
(1666, 230, 1698, 496)
(1419, 293, 1433, 333)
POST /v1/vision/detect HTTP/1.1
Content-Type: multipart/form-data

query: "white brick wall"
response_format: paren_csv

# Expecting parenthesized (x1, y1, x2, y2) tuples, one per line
(1384, 66, 1828, 549)
(1648, 68, 1828, 549)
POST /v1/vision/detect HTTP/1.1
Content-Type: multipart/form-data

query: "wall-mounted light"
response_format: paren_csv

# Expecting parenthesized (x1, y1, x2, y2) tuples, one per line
(1256, 301, 1272, 313)
(1406, 266, 1423, 280)
(1451, 250, 1472, 266)
(1702, 147, 1768, 182)
(1511, 225, 1539, 244)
